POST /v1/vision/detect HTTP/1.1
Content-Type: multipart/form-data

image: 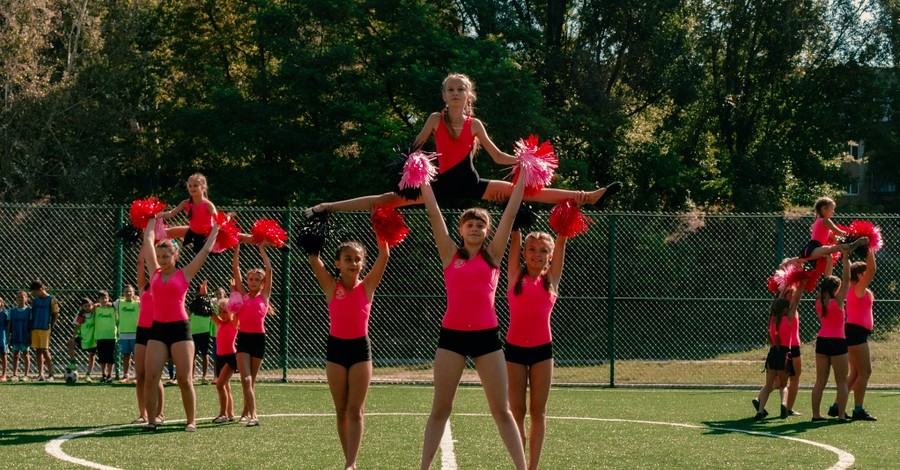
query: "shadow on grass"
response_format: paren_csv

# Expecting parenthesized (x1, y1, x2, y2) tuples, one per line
(700, 415, 846, 437)
(0, 425, 101, 447)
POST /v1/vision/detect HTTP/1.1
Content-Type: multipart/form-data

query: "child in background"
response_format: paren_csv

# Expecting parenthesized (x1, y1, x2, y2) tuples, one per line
(29, 279, 59, 381)
(211, 295, 239, 423)
(115, 285, 141, 383)
(0, 297, 8, 381)
(210, 287, 227, 385)
(189, 281, 213, 384)
(92, 290, 118, 383)
(68, 298, 97, 382)
(9, 291, 32, 381)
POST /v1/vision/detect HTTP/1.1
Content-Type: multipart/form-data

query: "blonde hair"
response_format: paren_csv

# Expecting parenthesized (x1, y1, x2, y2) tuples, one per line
(455, 208, 497, 267)
(513, 232, 556, 296)
(441, 73, 481, 155)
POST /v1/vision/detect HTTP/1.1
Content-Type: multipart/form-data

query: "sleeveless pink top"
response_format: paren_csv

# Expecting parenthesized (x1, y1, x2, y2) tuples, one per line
(137, 290, 155, 328)
(328, 282, 371, 339)
(186, 198, 213, 234)
(790, 312, 801, 347)
(237, 293, 267, 333)
(150, 269, 189, 323)
(815, 298, 845, 338)
(810, 218, 831, 244)
(846, 287, 874, 331)
(433, 115, 474, 173)
(506, 275, 557, 346)
(216, 320, 238, 355)
(442, 252, 499, 331)
(769, 315, 795, 347)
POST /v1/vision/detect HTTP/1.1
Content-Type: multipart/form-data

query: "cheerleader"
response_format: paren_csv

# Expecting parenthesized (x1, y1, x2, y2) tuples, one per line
(304, 73, 621, 219)
(211, 294, 239, 424)
(841, 248, 878, 420)
(810, 247, 852, 421)
(790, 197, 867, 286)
(132, 245, 164, 424)
(753, 287, 803, 420)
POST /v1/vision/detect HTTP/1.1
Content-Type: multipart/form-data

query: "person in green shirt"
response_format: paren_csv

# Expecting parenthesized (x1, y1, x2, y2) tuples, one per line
(67, 298, 97, 382)
(93, 291, 118, 383)
(115, 285, 140, 383)
(189, 281, 213, 385)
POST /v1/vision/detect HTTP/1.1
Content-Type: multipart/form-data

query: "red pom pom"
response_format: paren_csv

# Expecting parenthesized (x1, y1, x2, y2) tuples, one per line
(767, 275, 779, 294)
(512, 135, 558, 197)
(129, 197, 168, 230)
(371, 206, 410, 247)
(549, 200, 592, 237)
(251, 219, 288, 248)
(399, 150, 438, 190)
(847, 220, 884, 252)
(211, 212, 241, 253)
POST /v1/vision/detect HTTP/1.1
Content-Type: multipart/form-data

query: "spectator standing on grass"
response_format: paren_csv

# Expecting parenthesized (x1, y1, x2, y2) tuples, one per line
(8, 291, 32, 381)
(115, 285, 141, 383)
(93, 290, 118, 383)
(68, 297, 97, 382)
(0, 297, 9, 381)
(30, 279, 59, 381)
(189, 280, 213, 385)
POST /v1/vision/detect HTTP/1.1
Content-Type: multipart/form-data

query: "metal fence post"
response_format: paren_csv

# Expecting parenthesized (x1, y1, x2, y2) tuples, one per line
(114, 205, 125, 380)
(280, 209, 292, 383)
(607, 213, 617, 387)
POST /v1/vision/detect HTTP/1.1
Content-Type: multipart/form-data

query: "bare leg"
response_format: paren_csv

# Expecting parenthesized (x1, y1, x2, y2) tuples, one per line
(526, 359, 553, 470)
(171, 340, 197, 427)
(506, 362, 528, 446)
(847, 343, 872, 408)
(832, 354, 850, 419)
(421, 349, 466, 470)
(810, 353, 831, 419)
(473, 351, 527, 470)
(786, 356, 801, 412)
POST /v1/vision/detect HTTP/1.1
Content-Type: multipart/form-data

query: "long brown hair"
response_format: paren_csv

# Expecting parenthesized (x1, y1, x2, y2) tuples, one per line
(817, 275, 840, 318)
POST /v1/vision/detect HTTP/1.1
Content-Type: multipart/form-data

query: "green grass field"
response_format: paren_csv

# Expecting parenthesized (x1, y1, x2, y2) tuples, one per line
(1, 381, 897, 469)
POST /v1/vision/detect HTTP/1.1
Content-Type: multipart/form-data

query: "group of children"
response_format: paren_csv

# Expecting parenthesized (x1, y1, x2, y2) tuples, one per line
(754, 197, 879, 423)
(0, 280, 60, 382)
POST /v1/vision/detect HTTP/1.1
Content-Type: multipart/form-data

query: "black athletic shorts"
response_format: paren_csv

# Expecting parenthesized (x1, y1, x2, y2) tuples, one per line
(790, 345, 801, 358)
(326, 335, 372, 369)
(430, 159, 490, 205)
(765, 346, 790, 371)
(815, 336, 848, 356)
(149, 320, 192, 347)
(504, 342, 553, 366)
(437, 327, 502, 358)
(845, 323, 872, 346)
(193, 332, 210, 356)
(135, 326, 152, 346)
(96, 339, 116, 364)
(236, 332, 265, 359)
(215, 353, 237, 376)
(799, 240, 823, 259)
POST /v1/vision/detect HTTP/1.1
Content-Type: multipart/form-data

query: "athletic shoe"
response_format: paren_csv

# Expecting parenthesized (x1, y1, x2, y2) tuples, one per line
(0, 375, 7, 382)
(811, 416, 828, 422)
(827, 403, 839, 417)
(788, 409, 801, 416)
(10, 375, 18, 382)
(119, 377, 131, 384)
(750, 399, 768, 417)
(184, 423, 197, 432)
(21, 376, 29, 382)
(47, 375, 55, 382)
(239, 416, 249, 424)
(36, 375, 45, 382)
(852, 409, 878, 421)
(753, 412, 765, 421)
(84, 376, 93, 383)
(201, 377, 209, 385)
(780, 404, 789, 419)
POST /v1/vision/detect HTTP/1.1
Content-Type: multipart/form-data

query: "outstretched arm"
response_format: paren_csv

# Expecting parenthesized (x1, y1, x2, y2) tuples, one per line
(158, 200, 187, 220)
(421, 184, 457, 267)
(822, 218, 848, 237)
(471, 118, 517, 166)
(260, 243, 273, 300)
(363, 238, 390, 299)
(143, 218, 161, 272)
(506, 230, 523, 292)
(183, 224, 219, 283)
(547, 234, 568, 291)
(486, 176, 526, 261)
(136, 247, 147, 292)
(232, 244, 246, 295)
(835, 249, 852, 304)
(854, 248, 877, 295)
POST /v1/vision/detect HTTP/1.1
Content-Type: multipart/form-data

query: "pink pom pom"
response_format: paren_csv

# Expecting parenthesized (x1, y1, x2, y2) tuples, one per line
(399, 150, 438, 190)
(251, 218, 288, 248)
(154, 219, 169, 244)
(129, 197, 167, 229)
(512, 135, 558, 197)
(847, 220, 884, 252)
(211, 212, 241, 253)
(371, 206, 410, 247)
(226, 291, 244, 314)
(549, 200, 592, 237)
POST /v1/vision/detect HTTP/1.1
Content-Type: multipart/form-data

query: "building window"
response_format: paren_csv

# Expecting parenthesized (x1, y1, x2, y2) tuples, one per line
(849, 143, 862, 160)
(847, 178, 860, 195)
(878, 182, 896, 193)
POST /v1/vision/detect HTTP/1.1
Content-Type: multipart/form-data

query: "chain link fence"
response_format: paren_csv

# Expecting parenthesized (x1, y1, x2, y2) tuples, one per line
(0, 204, 897, 386)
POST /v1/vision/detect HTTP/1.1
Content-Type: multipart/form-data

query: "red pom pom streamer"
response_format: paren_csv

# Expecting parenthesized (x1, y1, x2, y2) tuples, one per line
(766, 275, 779, 294)
(512, 135, 558, 197)
(549, 200, 592, 237)
(129, 197, 167, 230)
(371, 206, 410, 247)
(226, 291, 244, 314)
(399, 150, 438, 190)
(846, 220, 884, 252)
(251, 218, 288, 248)
(769, 262, 814, 293)
(211, 212, 241, 253)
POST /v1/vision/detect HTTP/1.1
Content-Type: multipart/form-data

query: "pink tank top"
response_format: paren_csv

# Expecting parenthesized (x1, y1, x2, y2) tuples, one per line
(846, 287, 874, 331)
(810, 218, 831, 244)
(186, 198, 213, 234)
(328, 282, 371, 339)
(137, 290, 155, 328)
(433, 115, 474, 173)
(790, 312, 801, 347)
(815, 298, 845, 338)
(150, 269, 189, 323)
(769, 315, 795, 347)
(442, 252, 499, 331)
(237, 293, 267, 333)
(216, 320, 238, 355)
(506, 275, 557, 346)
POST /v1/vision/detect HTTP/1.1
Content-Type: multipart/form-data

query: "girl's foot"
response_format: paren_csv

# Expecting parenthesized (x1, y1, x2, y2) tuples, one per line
(590, 182, 623, 208)
(212, 415, 229, 424)
(131, 417, 147, 424)
(156, 415, 165, 424)
(142, 423, 157, 432)
(302, 204, 331, 222)
(848, 237, 869, 250)
(246, 418, 259, 427)
(184, 423, 197, 432)
(239, 415, 249, 424)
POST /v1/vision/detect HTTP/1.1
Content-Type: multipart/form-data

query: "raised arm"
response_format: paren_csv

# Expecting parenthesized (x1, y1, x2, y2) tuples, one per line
(232, 243, 246, 295)
(259, 243, 273, 300)
(363, 238, 390, 299)
(421, 184, 457, 267)
(506, 230, 523, 292)
(854, 248, 877, 295)
(835, 249, 852, 304)
(143, 218, 161, 272)
(547, 234, 568, 291)
(786, 286, 803, 320)
(486, 176, 526, 261)
(307, 250, 337, 300)
(183, 224, 219, 283)
(470, 119, 517, 166)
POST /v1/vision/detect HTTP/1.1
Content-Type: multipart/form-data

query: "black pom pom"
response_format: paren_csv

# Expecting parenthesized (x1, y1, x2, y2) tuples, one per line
(116, 224, 142, 244)
(189, 295, 215, 317)
(512, 203, 535, 231)
(298, 217, 330, 256)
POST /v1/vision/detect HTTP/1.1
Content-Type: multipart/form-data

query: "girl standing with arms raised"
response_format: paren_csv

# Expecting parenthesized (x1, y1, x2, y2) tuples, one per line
(308, 234, 389, 470)
(211, 291, 239, 424)
(132, 244, 164, 424)
(142, 218, 219, 432)
(232, 242, 273, 427)
(505, 229, 567, 469)
(842, 248, 878, 420)
(305, 73, 620, 217)
(419, 176, 527, 470)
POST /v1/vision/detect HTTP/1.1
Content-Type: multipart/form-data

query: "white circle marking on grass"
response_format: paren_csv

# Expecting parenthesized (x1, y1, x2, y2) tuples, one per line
(46, 413, 854, 470)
